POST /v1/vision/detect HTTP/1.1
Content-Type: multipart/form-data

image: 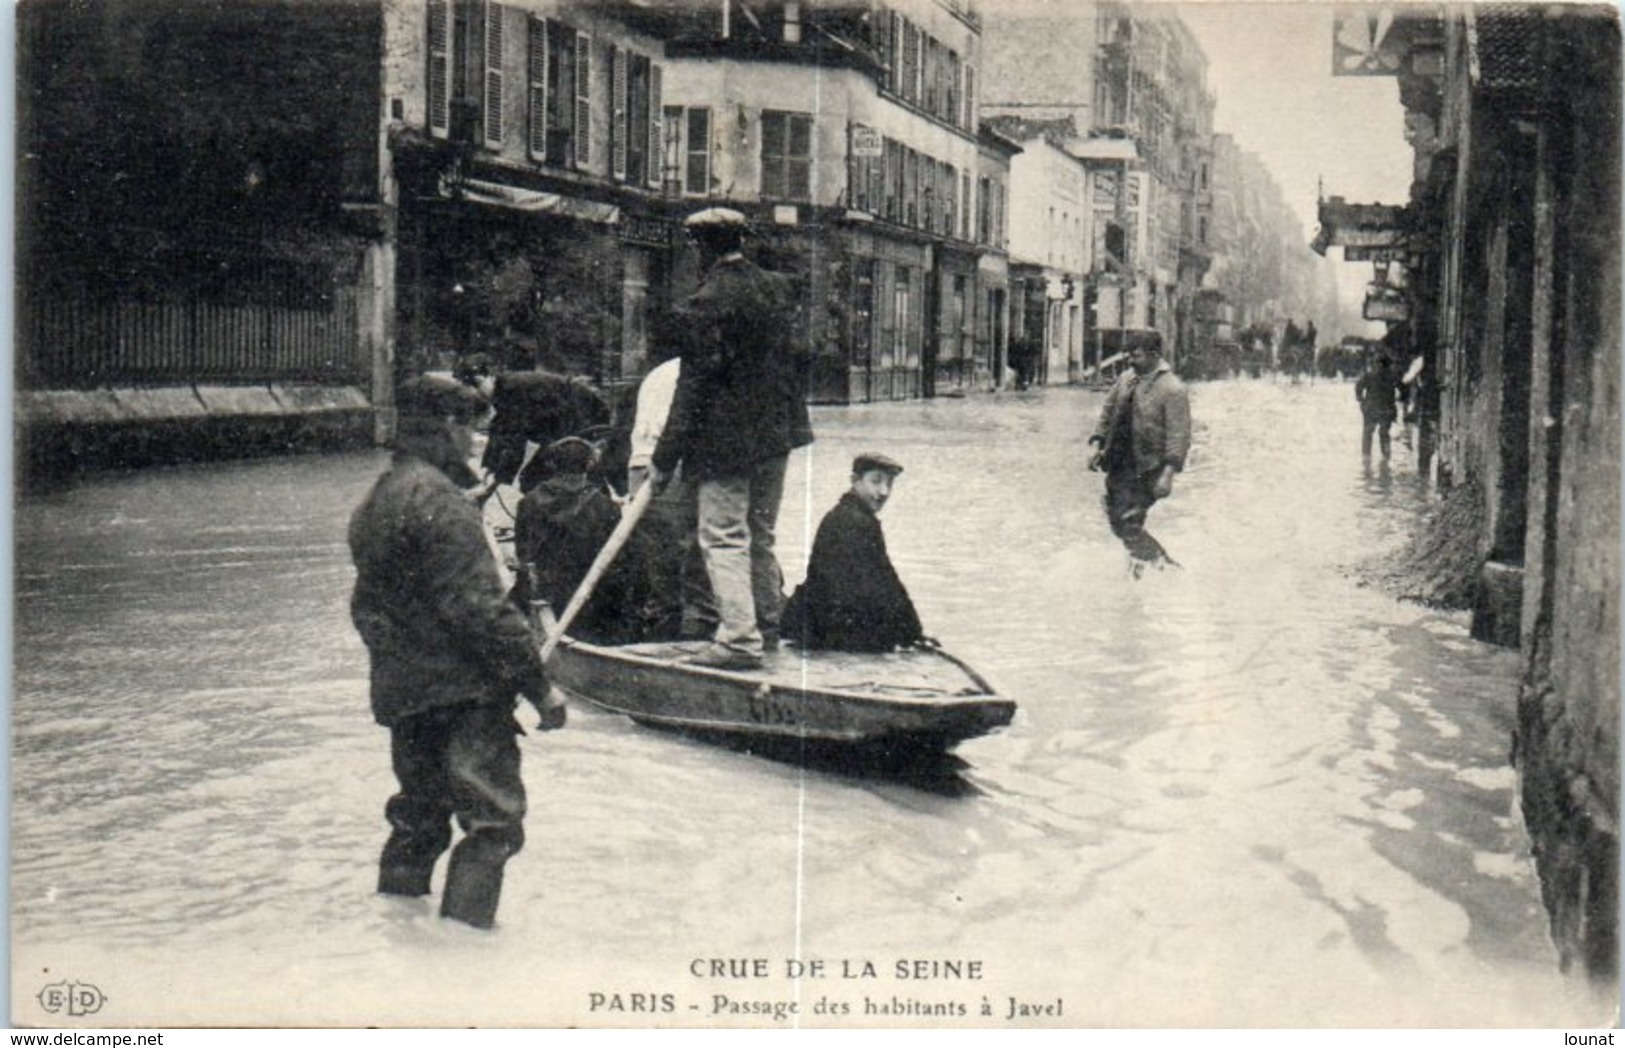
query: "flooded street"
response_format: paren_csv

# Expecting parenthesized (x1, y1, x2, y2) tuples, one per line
(12, 380, 1593, 1027)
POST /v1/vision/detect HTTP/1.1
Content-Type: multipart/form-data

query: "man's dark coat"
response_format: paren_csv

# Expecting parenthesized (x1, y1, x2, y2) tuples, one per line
(349, 424, 549, 726)
(782, 492, 923, 653)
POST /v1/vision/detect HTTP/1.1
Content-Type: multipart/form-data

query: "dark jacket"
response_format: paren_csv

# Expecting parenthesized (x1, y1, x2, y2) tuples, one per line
(510, 475, 650, 645)
(781, 492, 923, 652)
(1091, 362, 1193, 476)
(651, 254, 813, 479)
(349, 425, 548, 726)
(483, 371, 612, 486)
(1356, 366, 1401, 422)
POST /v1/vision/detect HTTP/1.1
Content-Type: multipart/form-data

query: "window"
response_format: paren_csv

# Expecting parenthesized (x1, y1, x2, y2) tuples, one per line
(532, 21, 589, 167)
(761, 110, 812, 202)
(428, 0, 453, 135)
(663, 106, 712, 195)
(609, 49, 659, 184)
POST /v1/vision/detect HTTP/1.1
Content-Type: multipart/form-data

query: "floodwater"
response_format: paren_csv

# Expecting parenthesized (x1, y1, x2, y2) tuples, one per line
(11, 380, 1603, 1027)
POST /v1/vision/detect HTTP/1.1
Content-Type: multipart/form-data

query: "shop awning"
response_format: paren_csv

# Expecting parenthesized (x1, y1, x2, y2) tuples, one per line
(452, 178, 621, 225)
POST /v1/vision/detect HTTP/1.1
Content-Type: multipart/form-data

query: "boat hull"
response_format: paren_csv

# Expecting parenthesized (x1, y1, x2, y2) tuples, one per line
(547, 639, 1014, 751)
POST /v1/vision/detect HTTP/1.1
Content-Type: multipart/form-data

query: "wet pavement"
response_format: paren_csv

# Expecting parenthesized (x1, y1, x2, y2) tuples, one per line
(11, 379, 1601, 1027)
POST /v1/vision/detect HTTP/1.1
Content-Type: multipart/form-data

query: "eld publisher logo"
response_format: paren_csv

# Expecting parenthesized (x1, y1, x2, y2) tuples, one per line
(38, 981, 106, 1016)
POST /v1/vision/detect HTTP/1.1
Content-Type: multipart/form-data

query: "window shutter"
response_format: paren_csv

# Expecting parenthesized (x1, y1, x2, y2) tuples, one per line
(647, 65, 663, 189)
(527, 17, 547, 157)
(611, 46, 628, 180)
(574, 33, 592, 167)
(887, 12, 902, 94)
(428, 0, 451, 134)
(483, 2, 505, 148)
(686, 108, 711, 194)
(963, 65, 975, 129)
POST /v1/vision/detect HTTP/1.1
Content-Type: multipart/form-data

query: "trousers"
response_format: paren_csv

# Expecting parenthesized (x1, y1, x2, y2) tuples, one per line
(1104, 468, 1173, 564)
(1361, 415, 1393, 460)
(696, 455, 788, 655)
(378, 701, 526, 929)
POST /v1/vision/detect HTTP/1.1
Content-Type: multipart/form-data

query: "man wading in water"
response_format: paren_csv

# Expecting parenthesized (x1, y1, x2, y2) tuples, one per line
(1087, 332, 1192, 577)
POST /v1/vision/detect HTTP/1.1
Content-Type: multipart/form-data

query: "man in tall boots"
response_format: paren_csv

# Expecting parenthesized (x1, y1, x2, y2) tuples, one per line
(348, 375, 566, 929)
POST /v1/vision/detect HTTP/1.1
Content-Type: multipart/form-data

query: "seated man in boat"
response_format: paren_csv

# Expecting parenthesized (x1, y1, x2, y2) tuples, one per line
(781, 453, 934, 654)
(510, 436, 653, 646)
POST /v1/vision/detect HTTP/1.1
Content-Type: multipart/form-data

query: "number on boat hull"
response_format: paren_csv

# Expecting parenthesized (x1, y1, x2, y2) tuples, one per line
(746, 684, 799, 727)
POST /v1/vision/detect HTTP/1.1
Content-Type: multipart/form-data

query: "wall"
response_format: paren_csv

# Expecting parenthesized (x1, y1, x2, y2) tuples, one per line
(1513, 9, 1621, 985)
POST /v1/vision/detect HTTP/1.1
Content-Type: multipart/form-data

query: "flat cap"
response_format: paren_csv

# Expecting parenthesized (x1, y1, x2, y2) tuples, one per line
(684, 206, 747, 229)
(396, 375, 490, 421)
(852, 452, 904, 476)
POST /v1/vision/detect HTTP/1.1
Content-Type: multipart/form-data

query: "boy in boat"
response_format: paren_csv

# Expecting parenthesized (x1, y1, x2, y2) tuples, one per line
(781, 453, 933, 653)
(511, 436, 654, 645)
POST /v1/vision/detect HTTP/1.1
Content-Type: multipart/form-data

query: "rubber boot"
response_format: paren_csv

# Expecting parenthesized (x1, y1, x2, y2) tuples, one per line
(440, 841, 508, 930)
(378, 863, 435, 897)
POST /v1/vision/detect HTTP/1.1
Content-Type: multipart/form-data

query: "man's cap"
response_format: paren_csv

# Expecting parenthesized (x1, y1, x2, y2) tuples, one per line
(685, 206, 747, 229)
(853, 452, 904, 477)
(396, 375, 489, 421)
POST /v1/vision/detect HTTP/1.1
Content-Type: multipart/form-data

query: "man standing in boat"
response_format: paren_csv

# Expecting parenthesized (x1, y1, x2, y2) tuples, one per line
(650, 207, 813, 669)
(782, 453, 931, 652)
(1087, 330, 1192, 576)
(348, 376, 565, 930)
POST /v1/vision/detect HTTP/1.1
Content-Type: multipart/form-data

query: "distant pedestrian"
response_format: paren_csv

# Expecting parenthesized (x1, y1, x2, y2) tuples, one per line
(650, 207, 813, 669)
(1087, 332, 1192, 576)
(1355, 354, 1402, 461)
(781, 453, 931, 653)
(348, 375, 565, 930)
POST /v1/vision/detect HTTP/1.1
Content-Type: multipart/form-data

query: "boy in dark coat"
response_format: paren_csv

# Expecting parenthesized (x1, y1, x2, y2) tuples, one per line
(510, 436, 653, 645)
(782, 454, 928, 653)
(348, 376, 564, 930)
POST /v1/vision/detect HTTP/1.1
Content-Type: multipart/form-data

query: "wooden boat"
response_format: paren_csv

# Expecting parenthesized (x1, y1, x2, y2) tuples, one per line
(546, 636, 1015, 753)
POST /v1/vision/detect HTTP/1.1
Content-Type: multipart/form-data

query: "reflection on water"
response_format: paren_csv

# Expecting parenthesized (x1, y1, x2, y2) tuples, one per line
(11, 381, 1595, 1026)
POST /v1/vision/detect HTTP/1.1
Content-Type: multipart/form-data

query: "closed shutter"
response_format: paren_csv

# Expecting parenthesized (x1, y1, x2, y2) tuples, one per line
(611, 46, 628, 180)
(647, 65, 663, 189)
(483, 2, 505, 148)
(574, 33, 592, 167)
(686, 108, 710, 194)
(887, 12, 902, 94)
(428, 0, 451, 135)
(527, 17, 547, 157)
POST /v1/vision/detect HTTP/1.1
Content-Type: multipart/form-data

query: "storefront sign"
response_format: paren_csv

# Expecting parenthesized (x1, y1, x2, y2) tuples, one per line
(851, 126, 883, 158)
(1344, 245, 1408, 263)
(618, 215, 674, 248)
(1363, 286, 1411, 322)
(1314, 197, 1407, 256)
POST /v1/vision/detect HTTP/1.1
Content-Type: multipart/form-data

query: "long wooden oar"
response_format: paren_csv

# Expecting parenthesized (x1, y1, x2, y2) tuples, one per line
(538, 479, 656, 662)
